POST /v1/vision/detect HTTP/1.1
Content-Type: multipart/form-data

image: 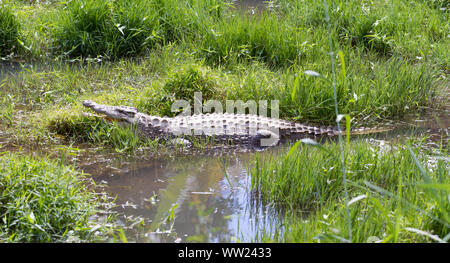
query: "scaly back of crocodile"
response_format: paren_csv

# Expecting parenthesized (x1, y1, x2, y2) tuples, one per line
(132, 112, 336, 144)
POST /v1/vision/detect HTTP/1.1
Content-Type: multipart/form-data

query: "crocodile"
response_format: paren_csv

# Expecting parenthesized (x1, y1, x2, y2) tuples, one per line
(82, 100, 385, 147)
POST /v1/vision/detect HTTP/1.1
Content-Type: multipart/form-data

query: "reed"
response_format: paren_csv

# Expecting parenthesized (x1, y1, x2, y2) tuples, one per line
(250, 141, 449, 242)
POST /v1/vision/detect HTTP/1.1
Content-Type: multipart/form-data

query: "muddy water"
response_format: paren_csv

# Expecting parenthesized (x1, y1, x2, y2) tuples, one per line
(232, 0, 269, 16)
(83, 149, 285, 242)
(0, 61, 37, 78)
(381, 108, 449, 146)
(233, 0, 267, 10)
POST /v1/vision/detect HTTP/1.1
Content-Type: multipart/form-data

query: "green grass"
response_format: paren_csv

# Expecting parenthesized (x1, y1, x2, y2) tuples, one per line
(274, 0, 449, 69)
(198, 11, 308, 66)
(250, 140, 449, 242)
(49, 0, 229, 59)
(52, 0, 115, 58)
(0, 153, 115, 242)
(52, 0, 163, 59)
(0, 4, 22, 57)
(159, 63, 224, 116)
(6, 0, 448, 68)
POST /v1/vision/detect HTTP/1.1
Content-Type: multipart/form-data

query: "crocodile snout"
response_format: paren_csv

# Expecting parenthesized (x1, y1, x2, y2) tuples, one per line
(82, 100, 96, 108)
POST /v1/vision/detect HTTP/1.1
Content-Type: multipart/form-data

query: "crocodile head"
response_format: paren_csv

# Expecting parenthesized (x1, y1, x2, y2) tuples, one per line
(82, 100, 138, 123)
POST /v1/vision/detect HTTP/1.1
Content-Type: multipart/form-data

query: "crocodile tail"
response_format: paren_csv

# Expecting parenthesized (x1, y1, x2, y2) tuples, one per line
(348, 126, 394, 135)
(321, 126, 393, 136)
(291, 123, 393, 137)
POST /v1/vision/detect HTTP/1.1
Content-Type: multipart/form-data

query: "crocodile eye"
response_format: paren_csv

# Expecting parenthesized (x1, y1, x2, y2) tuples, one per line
(117, 109, 135, 116)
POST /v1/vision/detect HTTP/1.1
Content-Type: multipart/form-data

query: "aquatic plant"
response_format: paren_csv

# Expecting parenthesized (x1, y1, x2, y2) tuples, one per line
(250, 141, 449, 242)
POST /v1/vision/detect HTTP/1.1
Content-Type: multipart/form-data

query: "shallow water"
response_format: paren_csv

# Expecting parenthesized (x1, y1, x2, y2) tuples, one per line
(232, 0, 268, 16)
(0, 61, 34, 79)
(234, 0, 267, 10)
(83, 148, 285, 242)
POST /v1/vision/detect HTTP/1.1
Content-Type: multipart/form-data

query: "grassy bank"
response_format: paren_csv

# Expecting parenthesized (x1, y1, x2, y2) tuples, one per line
(0, 53, 445, 150)
(0, 153, 115, 242)
(250, 140, 449, 242)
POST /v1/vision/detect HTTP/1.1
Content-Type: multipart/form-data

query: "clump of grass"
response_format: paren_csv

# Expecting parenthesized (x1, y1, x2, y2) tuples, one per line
(52, 0, 160, 59)
(52, 0, 112, 58)
(0, 4, 21, 57)
(51, 0, 229, 59)
(47, 111, 157, 152)
(250, 141, 450, 242)
(111, 61, 226, 118)
(163, 64, 220, 100)
(155, 63, 223, 116)
(108, 0, 161, 57)
(274, 0, 449, 68)
(251, 142, 401, 207)
(0, 95, 16, 127)
(0, 153, 115, 242)
(199, 11, 307, 66)
(155, 0, 228, 43)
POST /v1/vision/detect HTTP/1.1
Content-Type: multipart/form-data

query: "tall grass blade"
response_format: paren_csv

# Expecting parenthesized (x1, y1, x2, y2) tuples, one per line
(337, 50, 346, 78)
(323, 0, 352, 241)
(404, 228, 445, 243)
(347, 194, 367, 206)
